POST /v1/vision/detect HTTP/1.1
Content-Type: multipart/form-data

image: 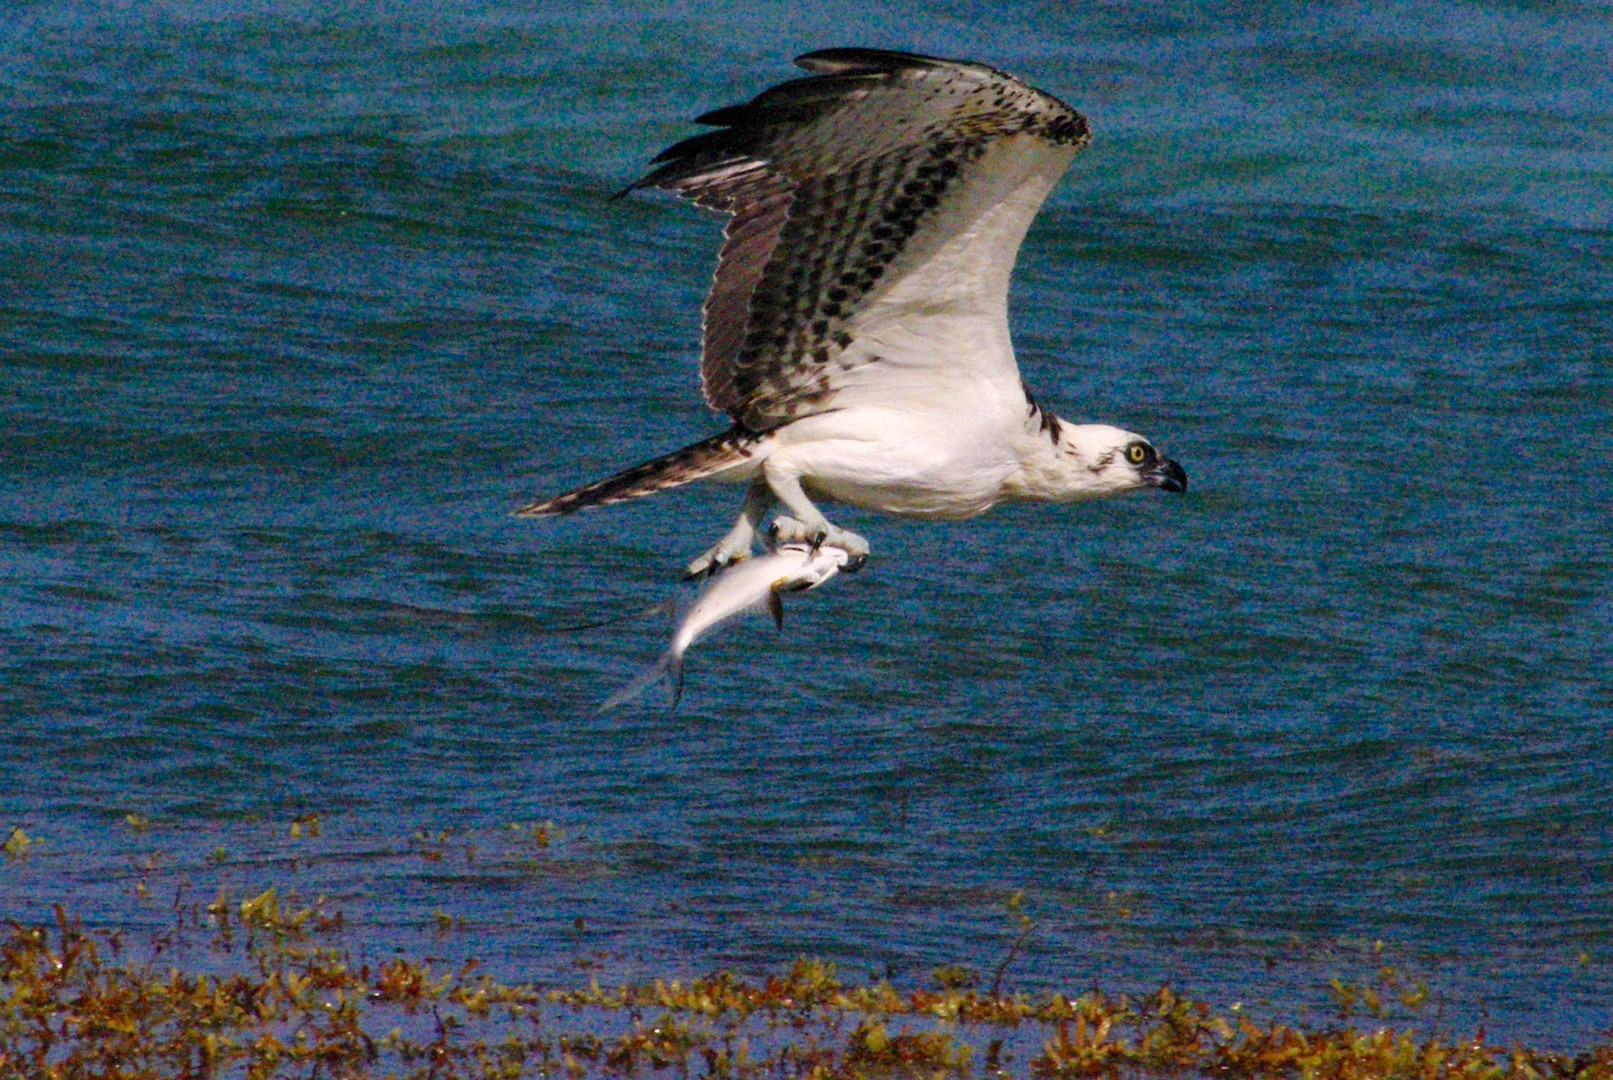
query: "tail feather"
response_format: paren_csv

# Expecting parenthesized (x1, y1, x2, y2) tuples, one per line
(516, 428, 758, 517)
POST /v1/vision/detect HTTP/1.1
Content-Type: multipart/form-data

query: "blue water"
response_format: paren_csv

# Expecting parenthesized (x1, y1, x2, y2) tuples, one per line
(3, 0, 1611, 1049)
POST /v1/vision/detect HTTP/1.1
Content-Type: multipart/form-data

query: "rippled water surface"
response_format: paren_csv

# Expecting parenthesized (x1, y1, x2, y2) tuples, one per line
(3, 0, 1611, 1048)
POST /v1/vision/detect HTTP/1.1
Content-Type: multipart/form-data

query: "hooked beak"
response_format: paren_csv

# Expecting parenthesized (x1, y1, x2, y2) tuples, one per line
(1147, 457, 1188, 494)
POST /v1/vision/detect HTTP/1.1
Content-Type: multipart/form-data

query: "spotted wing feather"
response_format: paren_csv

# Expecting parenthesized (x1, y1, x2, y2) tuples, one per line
(626, 48, 1091, 432)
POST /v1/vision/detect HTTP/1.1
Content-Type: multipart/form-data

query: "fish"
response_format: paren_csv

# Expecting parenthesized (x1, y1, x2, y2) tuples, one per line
(601, 542, 853, 711)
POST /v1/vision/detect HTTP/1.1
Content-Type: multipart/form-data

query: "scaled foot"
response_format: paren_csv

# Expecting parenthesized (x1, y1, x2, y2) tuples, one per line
(685, 528, 757, 580)
(768, 516, 870, 571)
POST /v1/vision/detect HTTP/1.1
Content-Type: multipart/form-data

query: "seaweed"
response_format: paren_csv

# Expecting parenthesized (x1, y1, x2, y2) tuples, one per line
(3, 897, 1611, 1079)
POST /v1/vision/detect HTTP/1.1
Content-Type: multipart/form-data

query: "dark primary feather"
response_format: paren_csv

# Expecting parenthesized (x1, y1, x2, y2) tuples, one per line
(626, 48, 1091, 433)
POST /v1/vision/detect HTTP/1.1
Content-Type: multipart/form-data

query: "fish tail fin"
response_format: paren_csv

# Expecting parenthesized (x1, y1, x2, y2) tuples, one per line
(667, 654, 685, 712)
(599, 652, 673, 712)
(515, 427, 760, 517)
(599, 650, 689, 713)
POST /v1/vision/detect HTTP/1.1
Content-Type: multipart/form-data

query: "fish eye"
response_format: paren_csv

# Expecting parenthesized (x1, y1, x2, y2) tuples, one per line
(1125, 442, 1152, 466)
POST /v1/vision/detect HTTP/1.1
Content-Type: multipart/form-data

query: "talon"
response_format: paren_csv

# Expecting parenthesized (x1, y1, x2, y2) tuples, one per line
(767, 515, 813, 547)
(766, 516, 868, 564)
(686, 542, 752, 580)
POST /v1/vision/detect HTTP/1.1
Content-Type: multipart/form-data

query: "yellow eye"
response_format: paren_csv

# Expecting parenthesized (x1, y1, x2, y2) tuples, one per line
(1126, 442, 1150, 465)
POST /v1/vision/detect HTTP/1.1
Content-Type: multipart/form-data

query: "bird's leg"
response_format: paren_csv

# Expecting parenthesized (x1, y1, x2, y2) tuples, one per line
(765, 472, 870, 571)
(685, 477, 774, 579)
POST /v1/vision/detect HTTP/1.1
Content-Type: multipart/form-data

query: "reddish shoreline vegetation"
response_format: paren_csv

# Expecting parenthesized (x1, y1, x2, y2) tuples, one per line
(3, 891, 1611, 1080)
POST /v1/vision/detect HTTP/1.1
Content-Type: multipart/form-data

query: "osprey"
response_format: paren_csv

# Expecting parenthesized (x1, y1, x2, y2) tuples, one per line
(519, 48, 1186, 576)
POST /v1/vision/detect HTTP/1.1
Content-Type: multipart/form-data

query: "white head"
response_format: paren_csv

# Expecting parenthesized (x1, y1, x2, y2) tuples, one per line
(1053, 423, 1188, 501)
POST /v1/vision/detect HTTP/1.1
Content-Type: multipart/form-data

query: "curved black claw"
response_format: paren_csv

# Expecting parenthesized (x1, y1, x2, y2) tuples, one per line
(683, 559, 722, 583)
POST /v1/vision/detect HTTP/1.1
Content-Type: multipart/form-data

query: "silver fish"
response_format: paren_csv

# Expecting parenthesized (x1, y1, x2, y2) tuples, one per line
(601, 542, 852, 711)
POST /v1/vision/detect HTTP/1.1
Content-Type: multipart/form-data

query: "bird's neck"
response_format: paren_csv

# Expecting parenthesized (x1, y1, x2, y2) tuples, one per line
(1003, 420, 1124, 503)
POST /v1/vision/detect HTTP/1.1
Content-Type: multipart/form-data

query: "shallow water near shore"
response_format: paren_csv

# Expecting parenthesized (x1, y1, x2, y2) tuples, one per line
(3, 0, 1611, 1049)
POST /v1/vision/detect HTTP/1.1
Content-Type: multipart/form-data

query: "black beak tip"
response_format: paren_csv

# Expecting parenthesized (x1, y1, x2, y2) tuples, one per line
(1154, 459, 1188, 494)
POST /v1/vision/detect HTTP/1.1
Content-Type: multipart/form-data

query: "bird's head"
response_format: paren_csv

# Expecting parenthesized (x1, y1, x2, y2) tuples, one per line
(1057, 424, 1187, 498)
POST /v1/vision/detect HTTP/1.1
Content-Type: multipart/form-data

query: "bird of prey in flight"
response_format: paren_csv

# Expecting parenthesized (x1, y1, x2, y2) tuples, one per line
(519, 48, 1186, 575)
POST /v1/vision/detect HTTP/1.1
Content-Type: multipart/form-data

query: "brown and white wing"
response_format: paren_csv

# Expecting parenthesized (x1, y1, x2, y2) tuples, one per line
(626, 48, 1091, 432)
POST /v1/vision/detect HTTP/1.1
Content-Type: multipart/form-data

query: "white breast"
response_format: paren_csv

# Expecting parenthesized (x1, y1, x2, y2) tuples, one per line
(767, 390, 1030, 519)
